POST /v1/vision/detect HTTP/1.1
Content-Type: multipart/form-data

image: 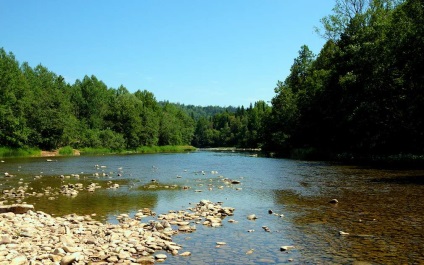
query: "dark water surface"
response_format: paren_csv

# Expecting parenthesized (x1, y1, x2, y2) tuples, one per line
(1, 151, 423, 264)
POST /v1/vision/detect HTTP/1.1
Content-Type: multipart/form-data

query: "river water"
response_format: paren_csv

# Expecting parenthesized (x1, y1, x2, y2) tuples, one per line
(1, 151, 423, 264)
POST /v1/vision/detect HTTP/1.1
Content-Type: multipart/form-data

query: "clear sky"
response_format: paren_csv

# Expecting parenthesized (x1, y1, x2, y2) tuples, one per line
(1, 0, 335, 107)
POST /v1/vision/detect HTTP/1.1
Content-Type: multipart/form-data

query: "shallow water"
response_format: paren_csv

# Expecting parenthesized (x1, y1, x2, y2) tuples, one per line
(1, 151, 423, 264)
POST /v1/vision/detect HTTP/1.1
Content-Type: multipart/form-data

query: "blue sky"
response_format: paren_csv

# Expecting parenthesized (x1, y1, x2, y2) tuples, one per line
(1, 0, 335, 107)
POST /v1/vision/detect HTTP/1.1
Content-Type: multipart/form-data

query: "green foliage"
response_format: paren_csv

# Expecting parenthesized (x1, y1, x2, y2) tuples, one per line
(78, 145, 195, 156)
(159, 102, 238, 120)
(79, 147, 115, 155)
(0, 49, 31, 147)
(135, 145, 196, 154)
(268, 0, 423, 159)
(58, 146, 74, 156)
(0, 147, 41, 158)
(0, 48, 196, 152)
(191, 101, 271, 148)
(159, 103, 195, 146)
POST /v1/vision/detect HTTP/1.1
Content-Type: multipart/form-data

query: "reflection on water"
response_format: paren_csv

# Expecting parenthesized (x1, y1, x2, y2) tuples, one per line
(1, 152, 423, 264)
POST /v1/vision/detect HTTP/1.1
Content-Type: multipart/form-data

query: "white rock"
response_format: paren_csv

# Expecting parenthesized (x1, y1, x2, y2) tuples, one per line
(63, 246, 82, 253)
(339, 231, 350, 236)
(247, 214, 257, 220)
(329, 199, 339, 204)
(280, 245, 295, 251)
(155, 253, 167, 259)
(0, 235, 12, 244)
(10, 255, 27, 265)
(60, 253, 80, 265)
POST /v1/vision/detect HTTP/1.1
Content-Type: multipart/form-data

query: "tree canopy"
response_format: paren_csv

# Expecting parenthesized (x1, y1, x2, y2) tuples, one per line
(268, 0, 423, 158)
(0, 49, 195, 151)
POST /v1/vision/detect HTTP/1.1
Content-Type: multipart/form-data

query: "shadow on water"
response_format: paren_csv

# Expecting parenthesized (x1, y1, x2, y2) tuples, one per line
(370, 175, 424, 185)
(272, 167, 424, 264)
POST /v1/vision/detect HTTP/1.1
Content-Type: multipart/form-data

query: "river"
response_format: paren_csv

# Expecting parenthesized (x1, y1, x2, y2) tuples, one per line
(1, 150, 423, 264)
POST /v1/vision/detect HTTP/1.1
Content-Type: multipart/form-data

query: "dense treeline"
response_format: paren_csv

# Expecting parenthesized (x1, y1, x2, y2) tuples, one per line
(0, 48, 267, 152)
(191, 101, 271, 148)
(159, 102, 238, 121)
(0, 50, 195, 150)
(265, 0, 423, 158)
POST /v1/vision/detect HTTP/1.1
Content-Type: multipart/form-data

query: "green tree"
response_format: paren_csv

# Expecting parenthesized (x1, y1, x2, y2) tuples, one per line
(265, 82, 298, 153)
(0, 49, 30, 147)
(70, 75, 113, 130)
(316, 0, 371, 40)
(134, 90, 160, 145)
(159, 103, 194, 146)
(106, 87, 143, 148)
(22, 64, 74, 150)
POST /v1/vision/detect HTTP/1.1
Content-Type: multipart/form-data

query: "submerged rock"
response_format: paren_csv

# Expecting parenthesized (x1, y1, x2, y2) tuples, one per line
(280, 245, 295, 251)
(155, 253, 167, 259)
(246, 249, 254, 255)
(262, 226, 271, 232)
(329, 199, 339, 204)
(247, 214, 258, 220)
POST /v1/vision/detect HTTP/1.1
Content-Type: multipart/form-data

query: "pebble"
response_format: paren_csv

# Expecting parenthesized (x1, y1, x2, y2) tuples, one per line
(280, 245, 295, 251)
(0, 200, 234, 264)
(247, 214, 257, 220)
(262, 226, 271, 232)
(329, 199, 339, 204)
(246, 249, 254, 255)
(155, 254, 167, 259)
(60, 253, 79, 265)
(10, 255, 26, 265)
(339, 231, 350, 236)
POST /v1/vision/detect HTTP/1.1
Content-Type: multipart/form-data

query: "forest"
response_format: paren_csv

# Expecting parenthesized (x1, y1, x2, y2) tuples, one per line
(264, 0, 423, 159)
(1, 0, 423, 160)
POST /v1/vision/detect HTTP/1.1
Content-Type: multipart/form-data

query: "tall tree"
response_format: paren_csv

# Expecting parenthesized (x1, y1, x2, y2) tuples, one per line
(22, 64, 74, 149)
(0, 49, 30, 147)
(316, 0, 371, 40)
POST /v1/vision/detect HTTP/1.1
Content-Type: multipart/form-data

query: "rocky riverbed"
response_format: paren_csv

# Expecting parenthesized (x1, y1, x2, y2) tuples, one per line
(0, 200, 235, 265)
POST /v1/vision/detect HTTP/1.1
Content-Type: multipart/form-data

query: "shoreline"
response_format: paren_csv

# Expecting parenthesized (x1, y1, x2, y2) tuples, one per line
(0, 146, 196, 159)
(0, 200, 234, 264)
(199, 147, 261, 152)
(41, 150, 81, 157)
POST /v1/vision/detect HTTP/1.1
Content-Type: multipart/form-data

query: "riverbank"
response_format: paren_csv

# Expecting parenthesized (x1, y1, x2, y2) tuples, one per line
(0, 200, 234, 264)
(0, 147, 41, 158)
(0, 146, 196, 158)
(268, 147, 424, 168)
(81, 145, 196, 155)
(199, 147, 261, 153)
